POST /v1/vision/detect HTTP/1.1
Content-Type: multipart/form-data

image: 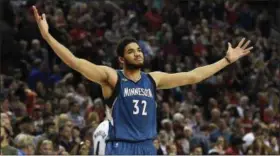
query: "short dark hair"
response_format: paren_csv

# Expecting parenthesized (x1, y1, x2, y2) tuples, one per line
(43, 121, 55, 131)
(19, 116, 33, 125)
(116, 37, 138, 57)
(200, 124, 210, 132)
(42, 112, 53, 120)
(230, 134, 245, 146)
(252, 123, 261, 133)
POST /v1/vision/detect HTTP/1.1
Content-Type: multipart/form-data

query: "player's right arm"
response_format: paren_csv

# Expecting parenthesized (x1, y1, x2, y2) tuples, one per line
(32, 6, 117, 87)
(45, 32, 115, 85)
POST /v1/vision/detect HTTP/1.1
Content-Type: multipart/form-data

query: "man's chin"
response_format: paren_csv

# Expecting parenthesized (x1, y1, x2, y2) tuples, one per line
(126, 63, 144, 69)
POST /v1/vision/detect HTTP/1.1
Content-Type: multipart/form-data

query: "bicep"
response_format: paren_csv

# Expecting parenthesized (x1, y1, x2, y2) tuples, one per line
(76, 59, 117, 86)
(149, 71, 199, 89)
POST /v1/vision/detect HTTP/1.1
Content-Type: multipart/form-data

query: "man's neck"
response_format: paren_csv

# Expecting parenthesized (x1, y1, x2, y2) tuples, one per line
(123, 69, 141, 82)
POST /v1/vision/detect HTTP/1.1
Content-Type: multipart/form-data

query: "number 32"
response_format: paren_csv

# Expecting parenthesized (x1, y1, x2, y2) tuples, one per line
(132, 100, 147, 115)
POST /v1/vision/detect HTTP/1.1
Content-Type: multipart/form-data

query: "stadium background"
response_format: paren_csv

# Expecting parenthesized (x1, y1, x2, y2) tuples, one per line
(0, 0, 280, 155)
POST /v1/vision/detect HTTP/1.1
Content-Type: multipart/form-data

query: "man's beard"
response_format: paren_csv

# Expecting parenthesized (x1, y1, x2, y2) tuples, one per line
(124, 59, 144, 70)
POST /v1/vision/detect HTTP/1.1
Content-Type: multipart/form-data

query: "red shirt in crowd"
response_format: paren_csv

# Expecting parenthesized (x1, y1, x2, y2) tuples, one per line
(144, 10, 162, 32)
(25, 89, 37, 115)
(69, 28, 88, 41)
(193, 42, 206, 57)
(225, 2, 238, 25)
(242, 118, 253, 133)
(225, 147, 240, 155)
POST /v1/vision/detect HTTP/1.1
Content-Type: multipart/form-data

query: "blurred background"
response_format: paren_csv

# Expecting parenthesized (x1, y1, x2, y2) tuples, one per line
(0, 0, 280, 155)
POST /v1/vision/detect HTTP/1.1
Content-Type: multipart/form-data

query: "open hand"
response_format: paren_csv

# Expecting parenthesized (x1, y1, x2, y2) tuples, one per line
(226, 38, 253, 63)
(32, 6, 49, 40)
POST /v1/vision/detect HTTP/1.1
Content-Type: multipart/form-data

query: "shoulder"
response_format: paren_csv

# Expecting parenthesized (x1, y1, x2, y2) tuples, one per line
(99, 120, 110, 128)
(147, 71, 165, 87)
(3, 146, 18, 155)
(10, 146, 18, 152)
(94, 120, 109, 134)
(112, 69, 122, 78)
(101, 67, 119, 90)
(143, 72, 158, 86)
(147, 71, 166, 78)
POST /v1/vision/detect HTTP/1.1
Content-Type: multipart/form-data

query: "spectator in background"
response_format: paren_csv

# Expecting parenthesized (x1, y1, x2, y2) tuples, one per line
(190, 145, 203, 155)
(48, 64, 63, 86)
(28, 39, 49, 67)
(14, 134, 35, 155)
(58, 123, 75, 153)
(28, 59, 44, 90)
(208, 136, 226, 154)
(16, 116, 35, 136)
(34, 121, 56, 146)
(158, 130, 169, 155)
(270, 136, 279, 154)
(34, 139, 54, 155)
(241, 108, 253, 134)
(247, 137, 270, 155)
(190, 124, 211, 155)
(145, 7, 163, 32)
(0, 113, 13, 137)
(0, 125, 18, 155)
(153, 138, 163, 155)
(161, 119, 175, 143)
(225, 135, 244, 155)
(243, 123, 263, 152)
(166, 142, 177, 155)
(67, 101, 85, 129)
(256, 10, 272, 38)
(58, 98, 70, 114)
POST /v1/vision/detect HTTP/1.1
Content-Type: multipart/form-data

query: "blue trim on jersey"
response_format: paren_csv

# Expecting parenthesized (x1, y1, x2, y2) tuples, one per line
(108, 70, 157, 142)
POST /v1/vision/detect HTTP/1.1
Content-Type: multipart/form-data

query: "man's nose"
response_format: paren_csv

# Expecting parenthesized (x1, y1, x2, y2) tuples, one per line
(135, 51, 142, 57)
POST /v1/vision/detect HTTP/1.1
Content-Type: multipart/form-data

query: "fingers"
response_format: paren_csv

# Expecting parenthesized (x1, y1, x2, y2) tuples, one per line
(33, 6, 41, 23)
(228, 42, 232, 48)
(241, 40, 251, 49)
(237, 38, 253, 51)
(32, 6, 39, 18)
(244, 46, 253, 52)
(33, 6, 46, 22)
(243, 51, 251, 56)
(237, 38, 245, 48)
(42, 13, 46, 21)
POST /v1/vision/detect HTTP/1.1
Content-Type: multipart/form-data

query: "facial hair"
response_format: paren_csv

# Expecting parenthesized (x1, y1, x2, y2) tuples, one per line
(124, 58, 144, 70)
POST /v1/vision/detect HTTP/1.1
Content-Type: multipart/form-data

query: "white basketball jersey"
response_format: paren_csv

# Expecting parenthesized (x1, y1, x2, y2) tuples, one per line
(93, 120, 109, 155)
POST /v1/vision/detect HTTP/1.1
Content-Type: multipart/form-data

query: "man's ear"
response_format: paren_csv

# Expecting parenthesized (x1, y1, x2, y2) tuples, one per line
(118, 56, 124, 64)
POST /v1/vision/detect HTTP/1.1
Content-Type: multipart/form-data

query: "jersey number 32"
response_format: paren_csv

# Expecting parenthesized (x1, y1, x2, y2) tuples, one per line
(132, 100, 147, 116)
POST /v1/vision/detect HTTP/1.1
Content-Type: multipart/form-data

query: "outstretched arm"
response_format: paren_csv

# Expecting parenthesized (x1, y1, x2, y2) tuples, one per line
(150, 38, 253, 89)
(32, 6, 117, 86)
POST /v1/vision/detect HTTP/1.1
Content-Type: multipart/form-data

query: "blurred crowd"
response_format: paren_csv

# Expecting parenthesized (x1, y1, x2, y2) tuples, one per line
(1, 0, 280, 155)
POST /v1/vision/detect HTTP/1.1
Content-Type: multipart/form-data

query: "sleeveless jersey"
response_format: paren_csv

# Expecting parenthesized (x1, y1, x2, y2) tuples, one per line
(106, 70, 157, 141)
(93, 120, 109, 155)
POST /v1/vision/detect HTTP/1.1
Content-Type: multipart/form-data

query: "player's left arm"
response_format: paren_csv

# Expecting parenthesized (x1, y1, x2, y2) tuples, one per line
(149, 38, 253, 89)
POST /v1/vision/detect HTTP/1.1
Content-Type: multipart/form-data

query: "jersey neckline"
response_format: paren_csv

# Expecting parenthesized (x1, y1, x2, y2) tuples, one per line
(120, 70, 142, 84)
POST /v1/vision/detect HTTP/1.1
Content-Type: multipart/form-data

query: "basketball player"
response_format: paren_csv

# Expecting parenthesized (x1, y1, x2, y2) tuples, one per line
(93, 120, 109, 155)
(33, 6, 253, 155)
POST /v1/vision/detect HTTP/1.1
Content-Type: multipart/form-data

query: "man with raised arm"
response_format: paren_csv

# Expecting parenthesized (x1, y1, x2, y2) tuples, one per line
(32, 6, 253, 155)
